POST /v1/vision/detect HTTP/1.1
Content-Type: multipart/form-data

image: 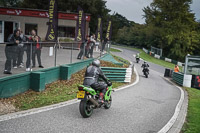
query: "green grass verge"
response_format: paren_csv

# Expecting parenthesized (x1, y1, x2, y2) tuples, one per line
(182, 87, 200, 133)
(110, 48, 121, 52)
(112, 45, 183, 71)
(112, 54, 130, 66)
(112, 45, 200, 133)
(1, 61, 128, 111)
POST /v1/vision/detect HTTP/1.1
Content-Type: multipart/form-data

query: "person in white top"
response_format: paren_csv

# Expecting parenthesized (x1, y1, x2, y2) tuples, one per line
(89, 34, 96, 58)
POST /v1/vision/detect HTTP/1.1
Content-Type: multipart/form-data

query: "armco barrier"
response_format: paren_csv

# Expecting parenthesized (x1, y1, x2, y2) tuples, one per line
(172, 72, 184, 86)
(101, 67, 132, 83)
(142, 48, 183, 66)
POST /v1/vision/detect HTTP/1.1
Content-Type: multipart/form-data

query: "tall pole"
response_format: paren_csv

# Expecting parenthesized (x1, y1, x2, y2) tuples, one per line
(54, 42, 57, 67)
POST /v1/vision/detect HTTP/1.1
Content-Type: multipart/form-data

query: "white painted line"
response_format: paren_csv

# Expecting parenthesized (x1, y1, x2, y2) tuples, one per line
(0, 67, 139, 122)
(0, 99, 79, 122)
(141, 68, 185, 133)
(157, 77, 185, 133)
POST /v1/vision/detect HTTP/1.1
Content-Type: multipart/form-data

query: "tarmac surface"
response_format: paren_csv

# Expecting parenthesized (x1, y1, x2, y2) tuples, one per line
(0, 47, 181, 133)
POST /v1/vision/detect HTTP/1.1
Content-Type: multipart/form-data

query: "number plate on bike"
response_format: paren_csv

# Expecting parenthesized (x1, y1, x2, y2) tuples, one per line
(77, 91, 85, 99)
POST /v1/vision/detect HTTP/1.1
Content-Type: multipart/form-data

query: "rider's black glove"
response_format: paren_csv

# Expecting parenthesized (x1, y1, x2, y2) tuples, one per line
(107, 81, 112, 86)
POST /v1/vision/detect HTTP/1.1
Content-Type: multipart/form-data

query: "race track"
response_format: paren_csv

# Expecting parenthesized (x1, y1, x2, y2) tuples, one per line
(0, 48, 181, 133)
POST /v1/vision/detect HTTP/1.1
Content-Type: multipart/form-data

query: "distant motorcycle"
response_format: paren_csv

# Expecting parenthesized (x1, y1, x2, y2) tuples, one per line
(136, 57, 140, 63)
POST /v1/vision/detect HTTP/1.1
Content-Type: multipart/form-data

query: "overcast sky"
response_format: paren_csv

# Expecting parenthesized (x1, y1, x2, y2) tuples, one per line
(106, 0, 200, 24)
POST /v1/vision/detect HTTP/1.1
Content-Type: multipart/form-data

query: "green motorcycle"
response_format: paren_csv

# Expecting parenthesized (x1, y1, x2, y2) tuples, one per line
(77, 84, 113, 118)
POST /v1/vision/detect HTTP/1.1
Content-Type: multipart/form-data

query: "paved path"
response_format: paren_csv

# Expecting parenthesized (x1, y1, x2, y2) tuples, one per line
(0, 48, 181, 133)
(0, 44, 100, 78)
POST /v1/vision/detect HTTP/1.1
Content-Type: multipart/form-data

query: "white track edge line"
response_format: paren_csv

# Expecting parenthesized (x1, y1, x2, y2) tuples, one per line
(0, 67, 139, 122)
(157, 76, 185, 133)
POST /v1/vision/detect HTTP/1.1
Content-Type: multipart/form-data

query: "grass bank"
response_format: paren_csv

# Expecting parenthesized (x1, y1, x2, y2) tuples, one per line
(182, 87, 200, 133)
(0, 60, 130, 112)
(110, 48, 122, 52)
(113, 45, 200, 133)
(113, 45, 182, 71)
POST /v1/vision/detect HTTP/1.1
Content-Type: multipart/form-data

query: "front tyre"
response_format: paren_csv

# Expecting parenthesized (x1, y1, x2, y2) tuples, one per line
(79, 99, 93, 118)
(104, 96, 112, 109)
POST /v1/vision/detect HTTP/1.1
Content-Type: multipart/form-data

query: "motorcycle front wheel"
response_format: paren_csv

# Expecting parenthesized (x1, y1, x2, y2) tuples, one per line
(79, 99, 93, 118)
(104, 96, 112, 109)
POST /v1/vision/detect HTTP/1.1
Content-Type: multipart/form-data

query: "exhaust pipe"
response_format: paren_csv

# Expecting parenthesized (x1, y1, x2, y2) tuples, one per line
(89, 98, 99, 107)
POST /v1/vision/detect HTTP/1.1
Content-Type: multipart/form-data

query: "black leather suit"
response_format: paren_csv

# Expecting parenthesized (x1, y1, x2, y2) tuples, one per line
(83, 65, 108, 93)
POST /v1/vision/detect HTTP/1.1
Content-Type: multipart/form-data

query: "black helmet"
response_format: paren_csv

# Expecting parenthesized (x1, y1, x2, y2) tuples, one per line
(144, 61, 146, 64)
(92, 59, 100, 67)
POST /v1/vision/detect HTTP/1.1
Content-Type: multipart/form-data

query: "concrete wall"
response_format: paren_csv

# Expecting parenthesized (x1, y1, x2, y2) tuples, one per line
(0, 58, 94, 98)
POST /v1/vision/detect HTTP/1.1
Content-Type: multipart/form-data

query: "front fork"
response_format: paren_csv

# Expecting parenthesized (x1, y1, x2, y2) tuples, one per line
(104, 86, 112, 101)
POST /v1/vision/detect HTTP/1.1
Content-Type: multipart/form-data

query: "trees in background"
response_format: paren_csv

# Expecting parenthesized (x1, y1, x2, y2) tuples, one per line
(0, 0, 130, 40)
(116, 0, 200, 61)
(1, 0, 200, 61)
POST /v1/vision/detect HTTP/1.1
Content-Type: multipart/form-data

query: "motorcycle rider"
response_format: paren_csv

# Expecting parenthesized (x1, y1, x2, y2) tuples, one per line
(136, 53, 140, 62)
(141, 61, 149, 73)
(83, 59, 112, 104)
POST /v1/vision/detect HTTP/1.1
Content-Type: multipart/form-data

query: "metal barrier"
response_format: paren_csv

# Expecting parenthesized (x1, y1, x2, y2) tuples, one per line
(172, 72, 184, 86)
(0, 41, 110, 78)
(101, 67, 132, 83)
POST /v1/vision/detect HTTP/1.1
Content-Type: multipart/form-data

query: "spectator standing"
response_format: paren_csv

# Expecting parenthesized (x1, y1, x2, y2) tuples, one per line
(17, 29, 27, 68)
(77, 36, 90, 59)
(102, 37, 108, 54)
(34, 35, 44, 68)
(26, 29, 36, 71)
(4, 29, 22, 74)
(89, 34, 96, 58)
(174, 65, 179, 72)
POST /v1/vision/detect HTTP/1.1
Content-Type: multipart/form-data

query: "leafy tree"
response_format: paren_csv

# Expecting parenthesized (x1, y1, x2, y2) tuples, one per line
(0, 0, 21, 7)
(143, 0, 197, 61)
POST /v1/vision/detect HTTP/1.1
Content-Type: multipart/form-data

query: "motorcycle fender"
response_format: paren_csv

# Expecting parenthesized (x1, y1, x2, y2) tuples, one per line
(104, 86, 112, 101)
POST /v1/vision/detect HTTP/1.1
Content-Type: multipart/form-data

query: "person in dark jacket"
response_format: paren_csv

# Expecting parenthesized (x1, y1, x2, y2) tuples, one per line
(83, 59, 112, 103)
(33, 35, 43, 68)
(141, 61, 149, 73)
(17, 29, 27, 68)
(88, 34, 96, 58)
(101, 37, 108, 53)
(4, 29, 22, 74)
(77, 36, 90, 59)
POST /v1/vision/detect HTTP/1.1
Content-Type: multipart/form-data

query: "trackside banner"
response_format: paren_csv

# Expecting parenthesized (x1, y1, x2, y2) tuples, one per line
(96, 16, 102, 42)
(45, 0, 58, 41)
(106, 20, 112, 41)
(75, 6, 85, 42)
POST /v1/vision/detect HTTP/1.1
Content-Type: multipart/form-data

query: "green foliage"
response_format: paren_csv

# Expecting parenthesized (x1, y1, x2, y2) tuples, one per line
(113, 45, 183, 71)
(182, 87, 200, 133)
(11, 0, 132, 40)
(116, 0, 200, 62)
(0, 0, 21, 7)
(110, 48, 121, 52)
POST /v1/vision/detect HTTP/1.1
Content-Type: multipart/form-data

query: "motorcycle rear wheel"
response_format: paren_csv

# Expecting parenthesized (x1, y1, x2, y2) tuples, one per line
(79, 99, 93, 118)
(145, 72, 148, 78)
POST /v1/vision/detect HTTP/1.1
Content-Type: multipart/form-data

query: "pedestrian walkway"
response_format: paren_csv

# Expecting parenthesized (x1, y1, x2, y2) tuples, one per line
(0, 45, 100, 78)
